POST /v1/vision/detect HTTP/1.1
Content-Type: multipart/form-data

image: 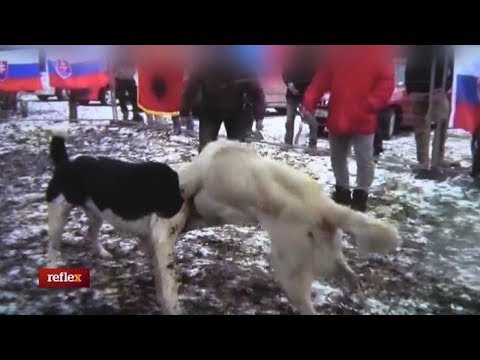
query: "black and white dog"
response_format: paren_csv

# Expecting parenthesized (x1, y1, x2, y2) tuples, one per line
(46, 129, 190, 314)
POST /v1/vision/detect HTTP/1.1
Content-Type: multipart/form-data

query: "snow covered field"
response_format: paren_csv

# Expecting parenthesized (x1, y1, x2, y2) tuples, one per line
(0, 99, 479, 315)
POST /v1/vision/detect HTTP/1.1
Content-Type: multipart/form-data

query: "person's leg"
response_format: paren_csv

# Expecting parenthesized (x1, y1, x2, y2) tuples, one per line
(198, 113, 222, 153)
(284, 98, 298, 146)
(116, 78, 129, 120)
(410, 93, 431, 170)
(172, 115, 182, 135)
(185, 115, 195, 132)
(373, 132, 384, 163)
(329, 134, 352, 206)
(126, 79, 142, 121)
(245, 108, 255, 134)
(430, 90, 451, 168)
(305, 113, 319, 151)
(351, 134, 375, 212)
(472, 131, 480, 180)
(224, 111, 250, 143)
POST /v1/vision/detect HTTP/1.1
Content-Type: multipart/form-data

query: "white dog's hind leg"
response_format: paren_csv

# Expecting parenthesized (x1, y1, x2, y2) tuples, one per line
(84, 210, 111, 259)
(270, 245, 316, 315)
(273, 261, 316, 315)
(149, 202, 189, 315)
(330, 230, 359, 290)
(47, 195, 72, 267)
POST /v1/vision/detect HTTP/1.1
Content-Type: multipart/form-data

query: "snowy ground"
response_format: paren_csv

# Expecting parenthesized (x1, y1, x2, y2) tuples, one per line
(0, 99, 479, 315)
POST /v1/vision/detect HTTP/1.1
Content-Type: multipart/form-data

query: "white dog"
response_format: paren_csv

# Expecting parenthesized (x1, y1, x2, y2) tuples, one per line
(179, 139, 401, 315)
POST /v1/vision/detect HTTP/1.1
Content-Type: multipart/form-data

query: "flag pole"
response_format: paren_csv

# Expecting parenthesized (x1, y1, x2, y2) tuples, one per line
(108, 54, 118, 121)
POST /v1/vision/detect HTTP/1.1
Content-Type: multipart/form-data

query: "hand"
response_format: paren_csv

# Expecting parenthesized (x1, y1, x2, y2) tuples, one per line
(299, 105, 312, 119)
(288, 83, 299, 95)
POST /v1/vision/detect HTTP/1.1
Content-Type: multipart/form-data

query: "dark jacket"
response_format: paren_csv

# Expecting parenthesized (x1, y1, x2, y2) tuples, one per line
(405, 45, 455, 94)
(180, 59, 266, 120)
(282, 46, 318, 100)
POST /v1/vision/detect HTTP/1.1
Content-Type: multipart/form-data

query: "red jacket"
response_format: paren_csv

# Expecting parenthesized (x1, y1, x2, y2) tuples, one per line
(303, 45, 395, 135)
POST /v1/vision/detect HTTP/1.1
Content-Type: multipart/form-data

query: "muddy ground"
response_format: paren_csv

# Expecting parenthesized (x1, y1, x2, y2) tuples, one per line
(1, 102, 479, 315)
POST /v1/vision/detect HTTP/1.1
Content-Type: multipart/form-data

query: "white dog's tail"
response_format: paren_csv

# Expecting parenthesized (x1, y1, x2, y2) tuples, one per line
(323, 198, 401, 256)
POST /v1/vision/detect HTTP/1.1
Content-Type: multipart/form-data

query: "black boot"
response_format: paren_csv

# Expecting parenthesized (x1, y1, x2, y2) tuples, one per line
(132, 112, 143, 122)
(351, 189, 368, 212)
(332, 186, 351, 206)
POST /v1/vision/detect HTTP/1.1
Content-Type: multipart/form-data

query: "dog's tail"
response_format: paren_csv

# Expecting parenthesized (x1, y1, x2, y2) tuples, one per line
(47, 127, 70, 166)
(323, 198, 401, 256)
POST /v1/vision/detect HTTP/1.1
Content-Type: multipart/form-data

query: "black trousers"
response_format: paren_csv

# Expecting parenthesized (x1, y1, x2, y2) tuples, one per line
(116, 78, 139, 113)
(198, 110, 250, 153)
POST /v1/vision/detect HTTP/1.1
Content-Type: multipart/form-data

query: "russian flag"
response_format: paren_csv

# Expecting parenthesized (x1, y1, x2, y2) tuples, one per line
(46, 46, 109, 89)
(453, 74, 480, 133)
(451, 45, 480, 134)
(0, 49, 42, 92)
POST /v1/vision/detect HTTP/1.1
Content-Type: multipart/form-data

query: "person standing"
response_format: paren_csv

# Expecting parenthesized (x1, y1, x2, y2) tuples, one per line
(282, 45, 319, 153)
(472, 129, 480, 181)
(405, 45, 454, 178)
(172, 114, 195, 136)
(180, 47, 266, 152)
(112, 46, 142, 122)
(302, 45, 395, 212)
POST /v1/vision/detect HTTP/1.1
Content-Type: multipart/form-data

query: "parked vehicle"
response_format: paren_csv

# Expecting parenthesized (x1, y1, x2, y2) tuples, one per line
(35, 72, 69, 101)
(261, 77, 287, 114)
(76, 85, 113, 106)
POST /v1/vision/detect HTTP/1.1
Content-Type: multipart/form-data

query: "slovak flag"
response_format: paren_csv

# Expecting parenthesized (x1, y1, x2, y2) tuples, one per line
(451, 45, 480, 134)
(46, 46, 109, 89)
(0, 49, 42, 92)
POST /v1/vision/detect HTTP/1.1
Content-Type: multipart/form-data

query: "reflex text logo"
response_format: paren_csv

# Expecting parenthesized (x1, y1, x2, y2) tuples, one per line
(38, 268, 90, 288)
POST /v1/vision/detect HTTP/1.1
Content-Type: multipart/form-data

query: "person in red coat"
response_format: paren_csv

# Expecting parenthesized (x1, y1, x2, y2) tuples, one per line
(302, 45, 395, 212)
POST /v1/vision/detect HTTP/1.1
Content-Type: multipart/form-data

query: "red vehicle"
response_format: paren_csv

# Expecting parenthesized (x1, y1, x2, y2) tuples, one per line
(76, 85, 113, 106)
